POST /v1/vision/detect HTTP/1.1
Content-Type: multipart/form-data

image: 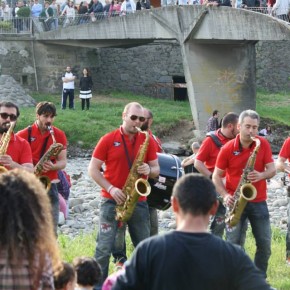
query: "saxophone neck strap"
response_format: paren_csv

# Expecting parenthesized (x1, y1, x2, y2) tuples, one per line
(121, 133, 133, 169)
(27, 125, 50, 159)
(40, 135, 50, 160)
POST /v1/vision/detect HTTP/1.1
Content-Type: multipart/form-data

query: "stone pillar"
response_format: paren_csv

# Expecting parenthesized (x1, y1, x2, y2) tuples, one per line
(181, 42, 256, 133)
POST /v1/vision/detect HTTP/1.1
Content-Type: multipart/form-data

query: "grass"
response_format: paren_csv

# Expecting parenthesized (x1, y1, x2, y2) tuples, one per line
(256, 90, 290, 126)
(58, 227, 290, 289)
(16, 92, 192, 149)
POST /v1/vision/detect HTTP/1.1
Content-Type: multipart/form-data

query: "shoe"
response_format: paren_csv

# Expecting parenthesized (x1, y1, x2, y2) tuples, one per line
(286, 257, 290, 266)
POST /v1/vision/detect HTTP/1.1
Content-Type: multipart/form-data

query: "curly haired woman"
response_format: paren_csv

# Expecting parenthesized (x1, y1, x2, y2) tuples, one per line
(0, 169, 62, 289)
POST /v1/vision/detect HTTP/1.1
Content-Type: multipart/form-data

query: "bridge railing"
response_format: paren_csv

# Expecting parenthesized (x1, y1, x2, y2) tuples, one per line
(0, 8, 288, 35)
(0, 17, 32, 34)
(32, 12, 133, 33)
(243, 7, 290, 23)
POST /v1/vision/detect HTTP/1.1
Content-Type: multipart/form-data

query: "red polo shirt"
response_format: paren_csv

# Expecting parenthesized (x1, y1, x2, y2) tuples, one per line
(5, 133, 33, 168)
(92, 127, 158, 200)
(279, 137, 290, 162)
(195, 129, 231, 172)
(215, 135, 273, 202)
(17, 123, 67, 181)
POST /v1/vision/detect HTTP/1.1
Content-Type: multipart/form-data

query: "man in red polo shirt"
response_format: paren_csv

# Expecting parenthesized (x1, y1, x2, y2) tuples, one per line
(17, 101, 67, 234)
(88, 102, 159, 289)
(276, 138, 290, 265)
(194, 112, 239, 238)
(0, 101, 33, 172)
(213, 109, 276, 277)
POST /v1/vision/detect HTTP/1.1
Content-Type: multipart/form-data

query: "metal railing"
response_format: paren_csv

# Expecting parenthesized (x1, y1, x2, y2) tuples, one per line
(242, 7, 290, 23)
(0, 7, 288, 35)
(0, 17, 32, 34)
(32, 12, 134, 33)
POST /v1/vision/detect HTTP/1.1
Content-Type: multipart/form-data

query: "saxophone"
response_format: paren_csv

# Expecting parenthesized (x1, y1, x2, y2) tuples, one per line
(0, 122, 16, 173)
(34, 126, 64, 190)
(225, 137, 260, 227)
(115, 128, 151, 222)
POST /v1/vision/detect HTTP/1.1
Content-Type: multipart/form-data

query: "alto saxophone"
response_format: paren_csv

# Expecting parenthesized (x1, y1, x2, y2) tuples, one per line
(0, 122, 16, 173)
(225, 137, 260, 227)
(115, 128, 151, 222)
(34, 125, 64, 190)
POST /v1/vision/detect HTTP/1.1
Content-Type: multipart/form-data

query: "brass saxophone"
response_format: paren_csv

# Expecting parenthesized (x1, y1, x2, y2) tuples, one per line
(34, 126, 64, 190)
(225, 137, 260, 227)
(0, 122, 16, 173)
(115, 128, 151, 222)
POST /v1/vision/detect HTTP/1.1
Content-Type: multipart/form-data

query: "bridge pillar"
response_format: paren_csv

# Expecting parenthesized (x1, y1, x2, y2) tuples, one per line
(181, 41, 256, 133)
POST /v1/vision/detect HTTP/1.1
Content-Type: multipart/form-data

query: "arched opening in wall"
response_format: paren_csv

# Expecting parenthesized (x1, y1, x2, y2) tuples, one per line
(21, 75, 28, 86)
(172, 76, 187, 101)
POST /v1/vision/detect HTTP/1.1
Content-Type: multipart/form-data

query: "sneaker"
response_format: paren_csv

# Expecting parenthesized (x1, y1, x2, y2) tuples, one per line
(286, 257, 290, 266)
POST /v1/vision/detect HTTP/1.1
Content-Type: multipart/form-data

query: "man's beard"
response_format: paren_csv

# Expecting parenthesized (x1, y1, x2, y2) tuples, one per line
(0, 125, 9, 134)
(140, 122, 148, 131)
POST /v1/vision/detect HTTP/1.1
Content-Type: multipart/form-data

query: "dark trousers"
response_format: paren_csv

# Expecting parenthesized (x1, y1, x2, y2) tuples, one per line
(62, 89, 74, 109)
(81, 98, 90, 110)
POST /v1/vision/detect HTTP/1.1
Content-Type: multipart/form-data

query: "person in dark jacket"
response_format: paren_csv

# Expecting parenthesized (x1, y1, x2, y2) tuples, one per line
(112, 174, 272, 290)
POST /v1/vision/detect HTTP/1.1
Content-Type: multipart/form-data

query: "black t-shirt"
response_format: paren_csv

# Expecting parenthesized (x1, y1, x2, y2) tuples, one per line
(113, 231, 271, 290)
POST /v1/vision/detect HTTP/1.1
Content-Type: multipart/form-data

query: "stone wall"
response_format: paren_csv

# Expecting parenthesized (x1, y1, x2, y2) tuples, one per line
(256, 40, 290, 92)
(0, 38, 289, 98)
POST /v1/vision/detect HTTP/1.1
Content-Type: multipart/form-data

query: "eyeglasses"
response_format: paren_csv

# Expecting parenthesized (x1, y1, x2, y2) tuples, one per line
(0, 112, 17, 121)
(128, 114, 145, 122)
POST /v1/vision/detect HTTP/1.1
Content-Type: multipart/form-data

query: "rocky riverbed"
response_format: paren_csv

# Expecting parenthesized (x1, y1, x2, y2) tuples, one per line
(58, 156, 289, 238)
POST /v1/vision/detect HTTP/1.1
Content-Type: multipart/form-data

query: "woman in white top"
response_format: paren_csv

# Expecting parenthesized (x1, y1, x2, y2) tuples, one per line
(61, 1, 75, 27)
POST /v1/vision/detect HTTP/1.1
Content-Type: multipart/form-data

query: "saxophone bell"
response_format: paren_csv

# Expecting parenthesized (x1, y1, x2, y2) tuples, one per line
(135, 178, 151, 197)
(39, 175, 51, 192)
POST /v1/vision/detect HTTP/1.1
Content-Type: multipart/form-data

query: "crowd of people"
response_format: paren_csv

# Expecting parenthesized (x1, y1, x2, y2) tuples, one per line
(2, 90, 290, 290)
(0, 0, 288, 34)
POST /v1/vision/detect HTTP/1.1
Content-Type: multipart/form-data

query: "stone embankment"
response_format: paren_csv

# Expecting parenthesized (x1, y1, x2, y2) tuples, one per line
(59, 157, 289, 238)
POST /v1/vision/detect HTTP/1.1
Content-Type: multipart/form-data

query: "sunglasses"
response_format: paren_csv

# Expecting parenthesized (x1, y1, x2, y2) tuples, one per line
(0, 112, 17, 121)
(128, 114, 145, 122)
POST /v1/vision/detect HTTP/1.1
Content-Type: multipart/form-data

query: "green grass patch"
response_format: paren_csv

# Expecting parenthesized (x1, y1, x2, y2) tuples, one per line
(17, 92, 192, 149)
(59, 227, 290, 289)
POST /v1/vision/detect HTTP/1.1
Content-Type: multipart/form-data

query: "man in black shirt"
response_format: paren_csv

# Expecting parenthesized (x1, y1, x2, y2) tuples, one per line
(112, 174, 272, 290)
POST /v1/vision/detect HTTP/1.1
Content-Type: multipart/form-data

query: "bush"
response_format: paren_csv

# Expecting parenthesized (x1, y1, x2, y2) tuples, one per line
(17, 6, 31, 17)
(0, 21, 12, 30)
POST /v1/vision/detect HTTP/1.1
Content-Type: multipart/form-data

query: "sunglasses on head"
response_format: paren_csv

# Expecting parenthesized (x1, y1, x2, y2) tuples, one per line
(0, 112, 17, 121)
(128, 114, 145, 122)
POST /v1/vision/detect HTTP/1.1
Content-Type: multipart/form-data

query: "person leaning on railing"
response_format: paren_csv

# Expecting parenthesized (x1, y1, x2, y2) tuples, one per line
(39, 1, 54, 31)
(87, 0, 104, 21)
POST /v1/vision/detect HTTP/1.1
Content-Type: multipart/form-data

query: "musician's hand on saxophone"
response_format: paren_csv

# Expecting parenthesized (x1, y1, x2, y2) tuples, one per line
(247, 170, 265, 183)
(40, 160, 55, 173)
(137, 163, 151, 176)
(0, 154, 14, 169)
(110, 187, 126, 205)
(224, 193, 235, 208)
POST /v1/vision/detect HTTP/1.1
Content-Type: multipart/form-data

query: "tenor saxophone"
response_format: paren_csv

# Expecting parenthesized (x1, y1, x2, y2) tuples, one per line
(225, 137, 260, 227)
(34, 125, 64, 190)
(115, 128, 151, 222)
(0, 122, 16, 173)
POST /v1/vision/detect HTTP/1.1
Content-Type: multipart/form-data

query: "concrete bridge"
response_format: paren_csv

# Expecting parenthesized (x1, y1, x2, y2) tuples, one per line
(36, 6, 290, 132)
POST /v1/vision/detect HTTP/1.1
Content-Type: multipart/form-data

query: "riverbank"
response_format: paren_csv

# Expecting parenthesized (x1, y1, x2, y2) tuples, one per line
(59, 156, 289, 238)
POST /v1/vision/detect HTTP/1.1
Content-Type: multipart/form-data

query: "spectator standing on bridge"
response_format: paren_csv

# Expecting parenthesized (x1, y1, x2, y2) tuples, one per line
(61, 1, 75, 27)
(50, 0, 59, 30)
(88, 0, 104, 20)
(271, 0, 290, 21)
(120, 0, 136, 15)
(31, 0, 43, 17)
(62, 66, 76, 110)
(40, 1, 54, 31)
(109, 0, 121, 17)
(79, 1, 90, 23)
